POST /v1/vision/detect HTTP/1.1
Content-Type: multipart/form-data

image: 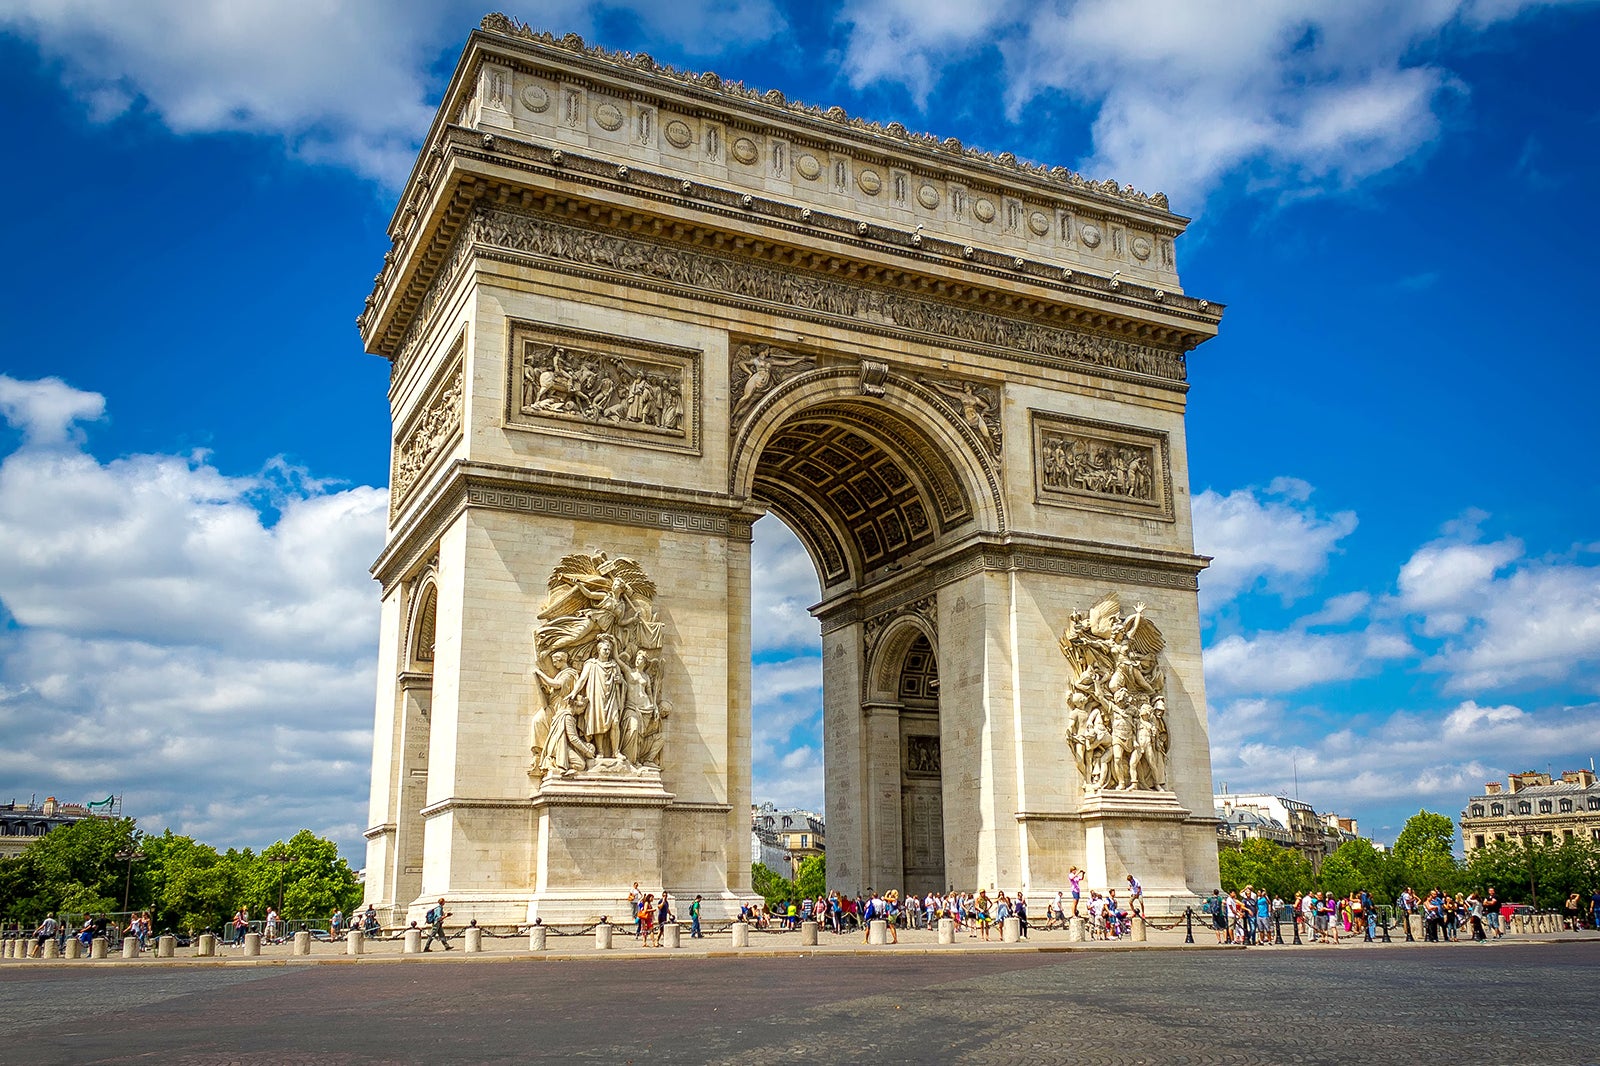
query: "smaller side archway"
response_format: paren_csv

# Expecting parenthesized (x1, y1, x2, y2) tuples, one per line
(861, 612, 945, 896)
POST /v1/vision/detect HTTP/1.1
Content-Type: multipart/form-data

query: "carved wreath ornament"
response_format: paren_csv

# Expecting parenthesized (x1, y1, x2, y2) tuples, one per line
(1059, 594, 1171, 793)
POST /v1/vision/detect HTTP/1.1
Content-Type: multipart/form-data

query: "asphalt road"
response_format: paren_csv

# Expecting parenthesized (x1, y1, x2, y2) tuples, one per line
(1, 941, 1594, 1065)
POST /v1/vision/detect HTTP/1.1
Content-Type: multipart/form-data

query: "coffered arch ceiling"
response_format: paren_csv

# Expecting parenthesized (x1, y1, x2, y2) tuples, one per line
(751, 400, 973, 589)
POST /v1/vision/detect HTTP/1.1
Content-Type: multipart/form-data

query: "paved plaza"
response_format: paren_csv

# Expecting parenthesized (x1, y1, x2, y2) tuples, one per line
(0, 932, 1593, 1065)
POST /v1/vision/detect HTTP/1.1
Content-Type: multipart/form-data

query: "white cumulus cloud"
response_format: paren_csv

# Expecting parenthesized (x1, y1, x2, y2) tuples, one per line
(1192, 479, 1358, 608)
(0, 377, 387, 854)
(835, 0, 1585, 205)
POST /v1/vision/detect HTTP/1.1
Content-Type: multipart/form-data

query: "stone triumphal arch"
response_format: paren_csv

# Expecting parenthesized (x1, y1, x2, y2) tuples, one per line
(360, 16, 1224, 924)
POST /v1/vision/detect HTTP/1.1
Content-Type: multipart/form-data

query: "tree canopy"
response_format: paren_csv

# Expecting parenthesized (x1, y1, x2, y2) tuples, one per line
(0, 818, 362, 931)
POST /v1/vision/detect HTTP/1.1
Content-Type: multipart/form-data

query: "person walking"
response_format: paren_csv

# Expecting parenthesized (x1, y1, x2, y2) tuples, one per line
(423, 897, 452, 951)
(689, 894, 703, 938)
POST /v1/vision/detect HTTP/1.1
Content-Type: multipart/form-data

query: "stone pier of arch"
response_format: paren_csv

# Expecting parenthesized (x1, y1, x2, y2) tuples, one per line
(358, 16, 1225, 927)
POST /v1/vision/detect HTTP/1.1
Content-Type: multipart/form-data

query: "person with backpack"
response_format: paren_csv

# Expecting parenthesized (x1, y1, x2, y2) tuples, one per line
(423, 897, 451, 951)
(689, 894, 703, 938)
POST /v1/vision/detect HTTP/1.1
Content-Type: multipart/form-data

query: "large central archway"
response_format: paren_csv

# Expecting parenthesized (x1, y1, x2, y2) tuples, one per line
(358, 18, 1223, 926)
(736, 372, 997, 895)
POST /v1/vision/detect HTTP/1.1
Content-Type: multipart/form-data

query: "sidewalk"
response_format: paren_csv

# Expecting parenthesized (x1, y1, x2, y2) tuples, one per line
(5, 922, 1593, 967)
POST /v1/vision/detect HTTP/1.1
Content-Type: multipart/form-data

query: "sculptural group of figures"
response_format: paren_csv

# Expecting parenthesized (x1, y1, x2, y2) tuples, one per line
(521, 343, 685, 434)
(530, 553, 671, 778)
(1059, 595, 1170, 792)
(1042, 436, 1153, 500)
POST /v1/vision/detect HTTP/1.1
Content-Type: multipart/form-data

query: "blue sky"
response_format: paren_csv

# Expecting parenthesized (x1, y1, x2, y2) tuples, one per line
(1, 0, 1597, 861)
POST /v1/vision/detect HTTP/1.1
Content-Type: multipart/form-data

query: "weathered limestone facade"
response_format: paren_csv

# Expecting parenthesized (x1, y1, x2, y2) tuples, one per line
(360, 15, 1225, 924)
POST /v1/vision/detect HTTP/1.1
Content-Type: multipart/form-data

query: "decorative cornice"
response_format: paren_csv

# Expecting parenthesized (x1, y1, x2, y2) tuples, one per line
(372, 461, 749, 592)
(477, 13, 1176, 214)
(361, 135, 1222, 362)
(420, 796, 540, 817)
(467, 203, 1190, 386)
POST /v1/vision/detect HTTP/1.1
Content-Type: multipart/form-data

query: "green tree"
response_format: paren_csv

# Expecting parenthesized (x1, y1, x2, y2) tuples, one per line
(258, 831, 365, 920)
(0, 816, 142, 922)
(1217, 839, 1313, 901)
(1318, 838, 1394, 901)
(794, 854, 826, 899)
(750, 862, 795, 909)
(140, 831, 240, 933)
(1392, 809, 1460, 894)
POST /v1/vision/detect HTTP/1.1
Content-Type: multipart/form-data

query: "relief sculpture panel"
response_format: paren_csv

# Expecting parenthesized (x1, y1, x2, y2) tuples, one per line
(391, 352, 464, 510)
(1032, 412, 1172, 521)
(507, 321, 700, 453)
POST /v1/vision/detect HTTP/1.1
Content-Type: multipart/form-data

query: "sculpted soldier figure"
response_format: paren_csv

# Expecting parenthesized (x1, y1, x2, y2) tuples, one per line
(1060, 595, 1170, 792)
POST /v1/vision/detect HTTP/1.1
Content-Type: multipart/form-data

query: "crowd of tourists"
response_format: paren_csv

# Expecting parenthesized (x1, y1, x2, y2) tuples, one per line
(1202, 885, 1600, 946)
(749, 870, 1150, 942)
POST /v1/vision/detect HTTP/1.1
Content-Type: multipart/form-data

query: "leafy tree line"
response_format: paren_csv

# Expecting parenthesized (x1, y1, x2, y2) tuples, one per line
(0, 816, 363, 932)
(1219, 809, 1600, 906)
(751, 855, 825, 908)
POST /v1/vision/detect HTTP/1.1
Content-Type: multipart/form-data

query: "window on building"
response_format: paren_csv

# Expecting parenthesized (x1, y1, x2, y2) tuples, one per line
(1470, 805, 1484, 817)
(1592, 829, 1600, 842)
(1495, 833, 1506, 842)
(1560, 799, 1573, 813)
(1539, 800, 1552, 814)
(800, 834, 808, 848)
(1473, 834, 1485, 849)
(1589, 797, 1600, 810)
(1491, 803, 1504, 816)
(1544, 832, 1554, 843)
(1563, 829, 1574, 840)
(1518, 801, 1531, 815)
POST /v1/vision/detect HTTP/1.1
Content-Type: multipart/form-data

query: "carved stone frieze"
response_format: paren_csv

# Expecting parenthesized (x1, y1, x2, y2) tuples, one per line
(919, 375, 1002, 457)
(508, 321, 700, 453)
(729, 343, 813, 427)
(391, 355, 464, 510)
(471, 206, 1187, 383)
(477, 13, 1173, 212)
(1059, 594, 1170, 793)
(1032, 412, 1172, 521)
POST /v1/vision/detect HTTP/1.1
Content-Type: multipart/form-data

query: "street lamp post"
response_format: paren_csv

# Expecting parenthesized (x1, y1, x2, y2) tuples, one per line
(114, 848, 145, 911)
(268, 854, 296, 919)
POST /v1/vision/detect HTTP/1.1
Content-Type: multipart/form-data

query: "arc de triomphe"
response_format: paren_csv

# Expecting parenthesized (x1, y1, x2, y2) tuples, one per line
(360, 15, 1224, 924)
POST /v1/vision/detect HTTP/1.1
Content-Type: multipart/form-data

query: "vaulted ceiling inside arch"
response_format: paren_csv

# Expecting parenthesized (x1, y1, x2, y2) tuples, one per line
(751, 402, 971, 588)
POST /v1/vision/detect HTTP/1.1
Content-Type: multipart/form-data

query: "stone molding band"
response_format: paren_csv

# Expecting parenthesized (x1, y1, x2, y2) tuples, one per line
(816, 536, 1207, 633)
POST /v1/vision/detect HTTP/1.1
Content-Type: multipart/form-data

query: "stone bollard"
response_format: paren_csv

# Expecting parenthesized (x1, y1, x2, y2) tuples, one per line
(293, 931, 312, 956)
(595, 923, 613, 950)
(528, 925, 547, 951)
(347, 930, 365, 956)
(122, 937, 139, 959)
(663, 922, 681, 949)
(1002, 917, 1021, 943)
(2, 939, 12, 958)
(730, 921, 749, 948)
(91, 937, 108, 960)
(403, 929, 421, 954)
(158, 936, 175, 958)
(1069, 917, 1086, 942)
(867, 920, 888, 945)
(244, 933, 261, 957)
(1132, 916, 1147, 942)
(196, 934, 216, 957)
(465, 927, 482, 953)
(65, 938, 83, 960)
(938, 917, 955, 945)
(799, 920, 818, 946)
(43, 938, 59, 959)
